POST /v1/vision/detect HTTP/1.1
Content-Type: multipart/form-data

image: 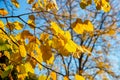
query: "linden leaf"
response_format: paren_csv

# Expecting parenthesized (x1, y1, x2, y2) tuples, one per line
(27, 0, 34, 4)
(64, 76, 69, 80)
(75, 74, 85, 80)
(24, 62, 34, 73)
(72, 18, 84, 34)
(94, 0, 111, 12)
(4, 51, 10, 59)
(64, 40, 78, 53)
(19, 44, 26, 57)
(50, 22, 64, 35)
(13, 21, 24, 30)
(0, 8, 8, 16)
(40, 33, 49, 42)
(6, 22, 15, 31)
(80, 0, 92, 9)
(38, 75, 50, 80)
(11, 0, 20, 8)
(0, 20, 4, 29)
(84, 20, 94, 32)
(50, 72, 56, 80)
(107, 29, 115, 35)
(28, 20, 35, 29)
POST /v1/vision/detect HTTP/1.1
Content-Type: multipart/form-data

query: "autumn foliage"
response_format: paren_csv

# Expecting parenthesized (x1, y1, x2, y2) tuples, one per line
(0, 0, 120, 80)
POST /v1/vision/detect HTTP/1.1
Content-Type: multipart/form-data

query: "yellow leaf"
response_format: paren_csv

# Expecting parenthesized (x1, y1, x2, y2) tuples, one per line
(50, 22, 64, 35)
(11, 0, 20, 8)
(28, 19, 35, 29)
(19, 44, 26, 57)
(0, 20, 4, 29)
(0, 8, 8, 16)
(4, 51, 10, 59)
(80, 0, 92, 9)
(72, 18, 84, 34)
(75, 74, 85, 80)
(64, 76, 69, 80)
(14, 21, 23, 30)
(40, 33, 49, 41)
(38, 75, 50, 80)
(24, 62, 34, 73)
(64, 40, 78, 53)
(94, 0, 111, 12)
(72, 18, 94, 34)
(107, 29, 115, 35)
(84, 20, 94, 32)
(27, 0, 34, 4)
(6, 22, 15, 31)
(101, 0, 111, 12)
(50, 72, 56, 80)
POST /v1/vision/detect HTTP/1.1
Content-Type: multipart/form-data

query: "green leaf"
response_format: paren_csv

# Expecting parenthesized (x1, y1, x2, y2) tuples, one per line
(1, 65, 13, 78)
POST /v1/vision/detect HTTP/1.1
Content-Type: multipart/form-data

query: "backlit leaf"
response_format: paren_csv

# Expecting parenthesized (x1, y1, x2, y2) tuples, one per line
(0, 8, 8, 16)
(0, 20, 4, 29)
(11, 0, 20, 8)
(24, 62, 34, 73)
(14, 21, 24, 30)
(19, 44, 26, 57)
(50, 72, 56, 80)
(27, 0, 34, 4)
(75, 74, 85, 80)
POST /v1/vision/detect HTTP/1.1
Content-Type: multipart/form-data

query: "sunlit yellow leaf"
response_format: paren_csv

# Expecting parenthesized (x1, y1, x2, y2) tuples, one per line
(75, 74, 85, 80)
(40, 33, 49, 42)
(64, 76, 69, 80)
(24, 62, 34, 73)
(50, 72, 56, 80)
(38, 75, 50, 80)
(19, 44, 26, 57)
(13, 21, 23, 30)
(6, 22, 15, 31)
(28, 20, 35, 29)
(0, 20, 4, 29)
(84, 20, 94, 32)
(94, 0, 111, 12)
(64, 40, 78, 53)
(11, 0, 20, 8)
(80, 0, 92, 9)
(50, 22, 64, 35)
(27, 0, 34, 4)
(4, 51, 10, 59)
(72, 18, 94, 34)
(0, 8, 8, 16)
(107, 29, 115, 35)
(72, 18, 84, 34)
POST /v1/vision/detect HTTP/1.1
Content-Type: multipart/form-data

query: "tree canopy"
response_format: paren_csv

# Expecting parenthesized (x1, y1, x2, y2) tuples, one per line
(0, 0, 120, 80)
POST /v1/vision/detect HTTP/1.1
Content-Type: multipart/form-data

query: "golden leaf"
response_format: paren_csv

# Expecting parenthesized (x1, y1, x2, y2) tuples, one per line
(75, 74, 85, 80)
(19, 44, 26, 57)
(80, 0, 92, 9)
(0, 20, 4, 29)
(24, 62, 34, 73)
(50, 72, 56, 80)
(13, 21, 23, 30)
(0, 8, 8, 16)
(38, 75, 50, 80)
(50, 22, 64, 35)
(40, 33, 49, 42)
(4, 51, 10, 59)
(27, 0, 34, 4)
(11, 0, 20, 8)
(72, 18, 94, 34)
(94, 0, 111, 12)
(6, 22, 15, 31)
(64, 76, 69, 80)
